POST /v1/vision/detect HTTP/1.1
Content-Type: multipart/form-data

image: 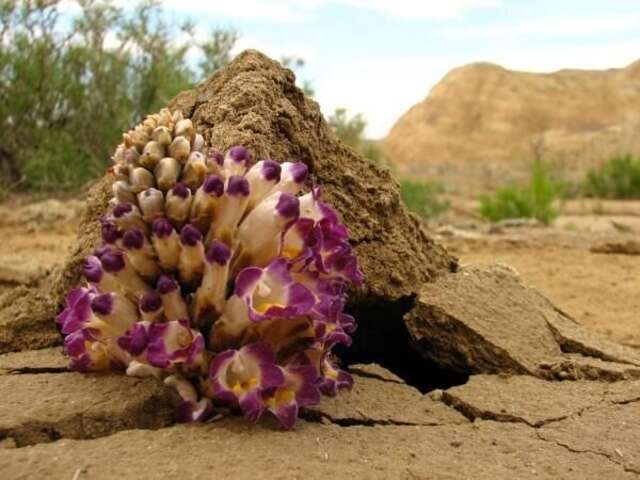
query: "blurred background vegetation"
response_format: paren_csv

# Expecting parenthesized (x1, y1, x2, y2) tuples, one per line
(1, 0, 237, 192)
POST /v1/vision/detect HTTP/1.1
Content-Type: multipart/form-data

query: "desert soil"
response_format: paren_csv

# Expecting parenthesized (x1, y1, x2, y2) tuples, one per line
(1, 195, 637, 346)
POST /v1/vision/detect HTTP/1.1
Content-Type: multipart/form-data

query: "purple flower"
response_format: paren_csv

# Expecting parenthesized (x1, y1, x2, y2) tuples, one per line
(64, 330, 126, 372)
(262, 354, 321, 429)
(235, 258, 315, 322)
(145, 319, 205, 369)
(317, 355, 353, 397)
(165, 375, 215, 423)
(209, 342, 284, 423)
(57, 287, 94, 334)
(117, 322, 150, 356)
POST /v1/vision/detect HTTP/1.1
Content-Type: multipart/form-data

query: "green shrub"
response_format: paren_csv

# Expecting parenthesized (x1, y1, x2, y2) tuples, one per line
(479, 160, 560, 225)
(22, 133, 102, 191)
(400, 180, 450, 220)
(583, 154, 640, 199)
(0, 0, 237, 193)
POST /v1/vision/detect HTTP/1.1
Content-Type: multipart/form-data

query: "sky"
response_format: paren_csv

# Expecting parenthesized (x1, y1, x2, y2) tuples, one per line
(128, 1, 640, 137)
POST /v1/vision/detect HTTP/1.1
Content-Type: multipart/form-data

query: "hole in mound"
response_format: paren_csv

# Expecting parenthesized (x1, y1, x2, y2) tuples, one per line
(337, 295, 468, 393)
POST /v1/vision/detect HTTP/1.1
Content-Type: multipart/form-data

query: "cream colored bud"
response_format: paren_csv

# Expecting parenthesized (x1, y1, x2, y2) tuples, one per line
(192, 134, 205, 152)
(113, 180, 137, 204)
(174, 119, 194, 141)
(172, 110, 184, 124)
(131, 129, 149, 153)
(182, 152, 207, 191)
(154, 157, 181, 192)
(113, 164, 129, 181)
(151, 126, 172, 147)
(129, 167, 155, 193)
(137, 188, 165, 221)
(143, 117, 157, 132)
(158, 109, 173, 128)
(139, 141, 165, 169)
(113, 145, 126, 165)
(169, 136, 190, 163)
(125, 147, 140, 166)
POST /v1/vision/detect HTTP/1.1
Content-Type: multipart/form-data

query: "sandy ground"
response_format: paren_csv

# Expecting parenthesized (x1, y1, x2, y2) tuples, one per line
(0, 195, 638, 347)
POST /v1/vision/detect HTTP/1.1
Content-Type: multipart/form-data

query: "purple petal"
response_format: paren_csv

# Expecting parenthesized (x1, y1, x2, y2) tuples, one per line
(205, 240, 231, 265)
(275, 193, 299, 219)
(180, 223, 202, 246)
(152, 217, 174, 238)
(203, 175, 224, 196)
(262, 160, 281, 181)
(234, 267, 263, 297)
(226, 175, 250, 197)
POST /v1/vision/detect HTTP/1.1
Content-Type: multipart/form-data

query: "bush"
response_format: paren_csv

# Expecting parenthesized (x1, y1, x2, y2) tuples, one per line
(400, 180, 450, 220)
(583, 154, 640, 199)
(479, 160, 560, 225)
(0, 0, 237, 192)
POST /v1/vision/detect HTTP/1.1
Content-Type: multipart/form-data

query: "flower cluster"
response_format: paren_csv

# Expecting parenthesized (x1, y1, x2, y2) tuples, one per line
(57, 109, 362, 428)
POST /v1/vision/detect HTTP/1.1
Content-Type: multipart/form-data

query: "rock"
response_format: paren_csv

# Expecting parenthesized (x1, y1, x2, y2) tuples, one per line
(441, 375, 609, 427)
(2, 50, 455, 354)
(537, 355, 640, 382)
(590, 239, 640, 255)
(1, 418, 637, 479)
(0, 347, 67, 374)
(405, 264, 640, 381)
(384, 60, 640, 192)
(0, 258, 46, 286)
(0, 372, 177, 446)
(539, 402, 640, 474)
(0, 287, 60, 354)
(545, 311, 640, 367)
(405, 264, 561, 375)
(304, 364, 467, 426)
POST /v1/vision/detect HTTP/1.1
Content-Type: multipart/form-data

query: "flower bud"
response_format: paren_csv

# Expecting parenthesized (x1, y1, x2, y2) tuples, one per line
(169, 136, 190, 163)
(174, 119, 195, 142)
(151, 217, 181, 271)
(140, 141, 165, 169)
(129, 167, 155, 193)
(154, 157, 181, 192)
(151, 126, 172, 147)
(165, 183, 193, 226)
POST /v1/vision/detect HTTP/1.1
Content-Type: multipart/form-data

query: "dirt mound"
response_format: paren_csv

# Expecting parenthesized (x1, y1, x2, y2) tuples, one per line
(384, 60, 640, 192)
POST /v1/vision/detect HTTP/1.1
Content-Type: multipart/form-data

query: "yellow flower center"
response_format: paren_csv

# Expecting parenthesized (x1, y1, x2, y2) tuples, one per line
(231, 377, 258, 395)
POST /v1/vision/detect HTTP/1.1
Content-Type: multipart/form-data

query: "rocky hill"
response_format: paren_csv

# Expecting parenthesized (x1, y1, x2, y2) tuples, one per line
(384, 60, 640, 192)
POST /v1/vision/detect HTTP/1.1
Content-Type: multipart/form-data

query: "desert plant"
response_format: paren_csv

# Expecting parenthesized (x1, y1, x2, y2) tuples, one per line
(583, 154, 640, 199)
(400, 180, 450, 220)
(479, 160, 560, 225)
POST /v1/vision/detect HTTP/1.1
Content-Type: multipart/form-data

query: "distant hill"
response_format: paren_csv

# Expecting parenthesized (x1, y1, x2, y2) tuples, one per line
(384, 60, 640, 192)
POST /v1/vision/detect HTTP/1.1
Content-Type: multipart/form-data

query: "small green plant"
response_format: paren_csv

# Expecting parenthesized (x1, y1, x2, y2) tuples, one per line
(400, 180, 450, 220)
(479, 160, 560, 225)
(583, 154, 640, 199)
